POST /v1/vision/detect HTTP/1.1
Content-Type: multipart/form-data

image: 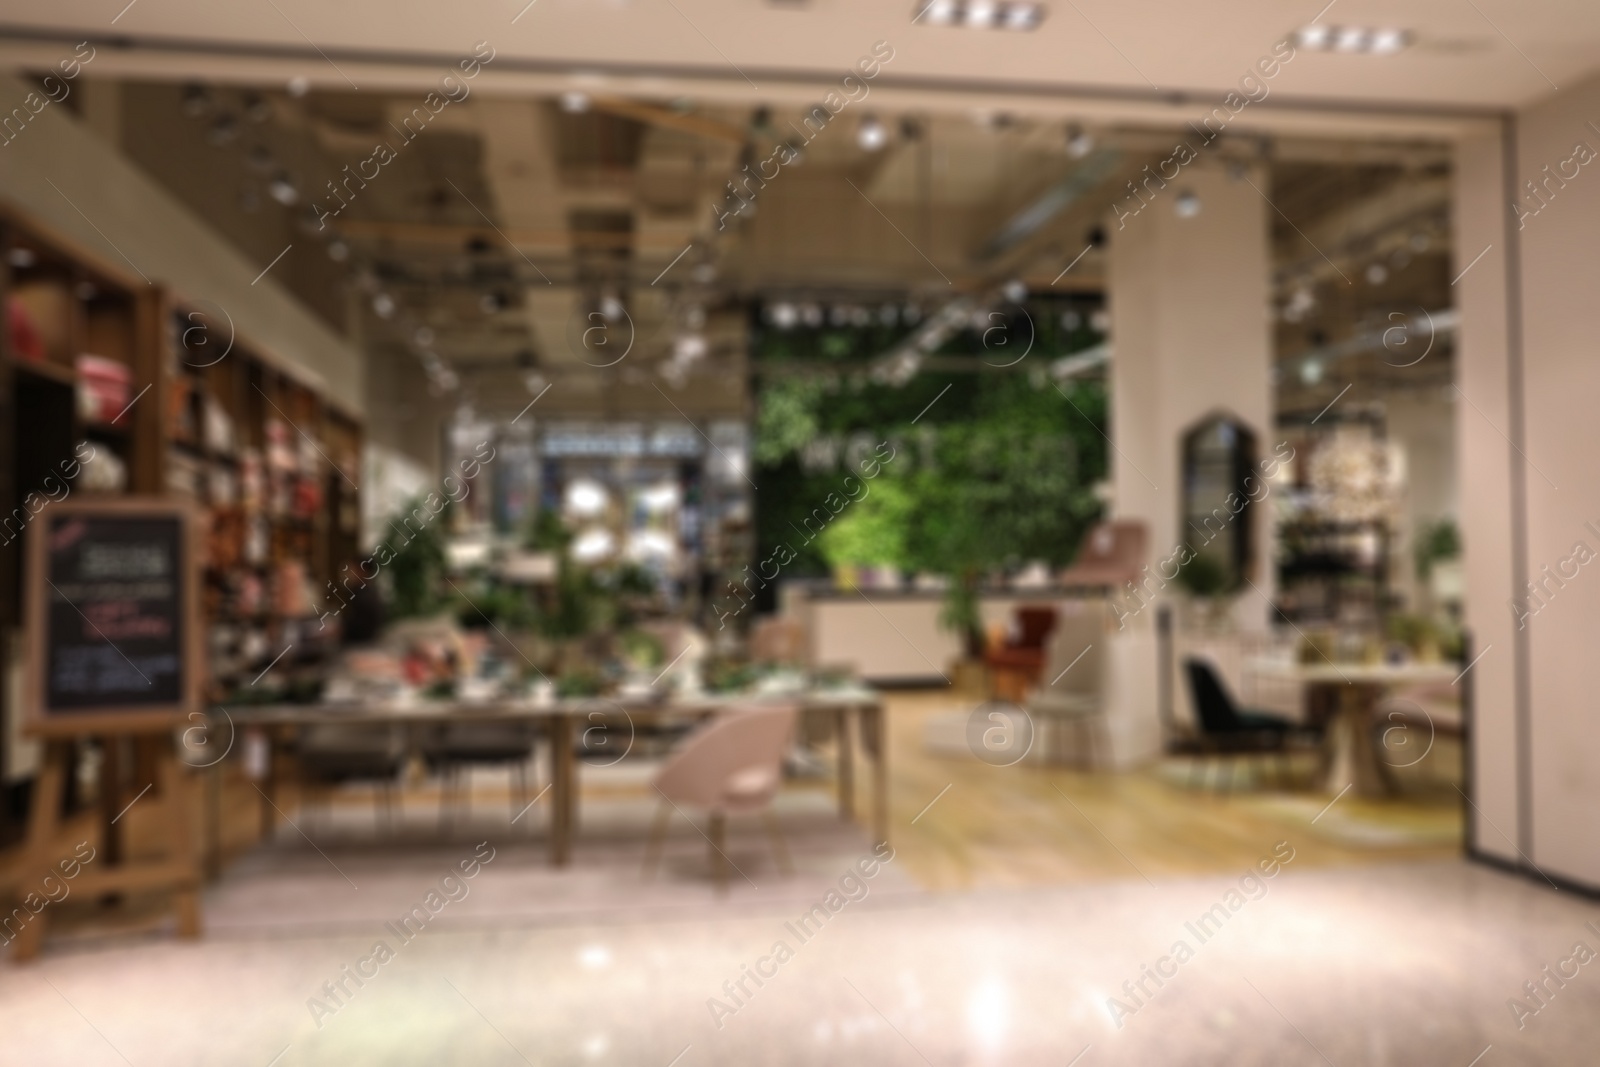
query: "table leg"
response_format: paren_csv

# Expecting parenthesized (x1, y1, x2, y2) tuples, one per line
(203, 762, 222, 881)
(836, 707, 855, 822)
(260, 728, 286, 840)
(1320, 684, 1397, 798)
(549, 712, 574, 866)
(862, 703, 888, 848)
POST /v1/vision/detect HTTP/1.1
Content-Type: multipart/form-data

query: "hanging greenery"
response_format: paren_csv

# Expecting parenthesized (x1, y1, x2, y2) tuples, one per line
(752, 296, 1111, 586)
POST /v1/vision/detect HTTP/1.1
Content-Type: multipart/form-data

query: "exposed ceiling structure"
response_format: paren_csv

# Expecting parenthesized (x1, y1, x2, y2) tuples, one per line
(95, 68, 1455, 425)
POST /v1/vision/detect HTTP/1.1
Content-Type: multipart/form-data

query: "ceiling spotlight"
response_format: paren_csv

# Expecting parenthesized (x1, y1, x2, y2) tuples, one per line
(916, 1, 1043, 30)
(1369, 28, 1411, 54)
(857, 115, 889, 151)
(7, 247, 36, 268)
(601, 294, 626, 322)
(181, 83, 211, 118)
(1365, 263, 1388, 286)
(1294, 24, 1411, 54)
(771, 302, 799, 329)
(801, 303, 823, 327)
(1003, 279, 1027, 303)
(243, 92, 272, 124)
(372, 293, 396, 319)
(205, 114, 239, 147)
(286, 76, 310, 98)
(1065, 125, 1094, 158)
(1300, 357, 1323, 386)
(561, 91, 591, 113)
(267, 173, 299, 206)
(1334, 26, 1368, 52)
(327, 240, 349, 262)
(1294, 24, 1330, 50)
(673, 333, 708, 361)
(1175, 190, 1201, 218)
(964, 0, 998, 27)
(1003, 2, 1041, 29)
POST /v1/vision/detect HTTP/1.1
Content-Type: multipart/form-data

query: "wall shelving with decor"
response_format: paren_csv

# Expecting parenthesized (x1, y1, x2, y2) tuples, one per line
(0, 206, 362, 847)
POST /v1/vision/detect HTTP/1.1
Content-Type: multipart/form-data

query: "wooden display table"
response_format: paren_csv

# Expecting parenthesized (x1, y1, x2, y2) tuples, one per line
(1247, 658, 1460, 797)
(221, 685, 887, 867)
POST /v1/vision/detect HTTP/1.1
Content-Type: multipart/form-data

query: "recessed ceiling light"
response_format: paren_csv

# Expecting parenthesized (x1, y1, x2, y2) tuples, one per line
(1369, 28, 1410, 54)
(914, 1, 1044, 31)
(1175, 190, 1201, 218)
(1334, 26, 1368, 52)
(1294, 24, 1411, 55)
(561, 91, 591, 113)
(1003, 3, 1040, 29)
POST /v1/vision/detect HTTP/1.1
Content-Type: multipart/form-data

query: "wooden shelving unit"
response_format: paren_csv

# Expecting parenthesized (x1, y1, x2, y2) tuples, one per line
(166, 302, 363, 697)
(0, 206, 362, 843)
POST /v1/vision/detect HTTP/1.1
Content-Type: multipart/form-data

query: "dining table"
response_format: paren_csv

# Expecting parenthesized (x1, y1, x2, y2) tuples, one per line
(1244, 658, 1461, 798)
(209, 684, 886, 871)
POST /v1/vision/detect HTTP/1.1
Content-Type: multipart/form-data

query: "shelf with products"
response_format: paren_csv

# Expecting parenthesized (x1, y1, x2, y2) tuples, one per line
(166, 300, 363, 697)
(0, 207, 168, 843)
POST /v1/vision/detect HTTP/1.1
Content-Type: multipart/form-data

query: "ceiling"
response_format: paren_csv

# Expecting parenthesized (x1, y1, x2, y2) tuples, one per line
(1, 0, 1596, 117)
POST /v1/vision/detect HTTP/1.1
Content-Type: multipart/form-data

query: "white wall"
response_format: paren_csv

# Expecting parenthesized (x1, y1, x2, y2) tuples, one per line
(1510, 72, 1600, 887)
(1454, 127, 1522, 866)
(1105, 162, 1274, 765)
(1457, 72, 1600, 887)
(0, 73, 364, 414)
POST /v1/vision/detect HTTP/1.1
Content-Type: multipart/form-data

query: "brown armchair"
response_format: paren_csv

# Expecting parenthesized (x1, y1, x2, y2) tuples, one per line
(984, 606, 1059, 701)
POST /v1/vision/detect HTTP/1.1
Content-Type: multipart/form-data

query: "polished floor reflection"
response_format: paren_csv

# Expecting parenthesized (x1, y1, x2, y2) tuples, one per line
(0, 859, 1587, 1066)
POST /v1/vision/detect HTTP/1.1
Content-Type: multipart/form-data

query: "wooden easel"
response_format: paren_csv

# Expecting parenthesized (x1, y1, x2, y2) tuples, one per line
(8, 498, 205, 961)
(7, 730, 200, 961)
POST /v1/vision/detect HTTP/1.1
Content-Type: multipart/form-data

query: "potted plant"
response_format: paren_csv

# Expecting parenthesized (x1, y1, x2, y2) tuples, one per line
(1174, 553, 1236, 632)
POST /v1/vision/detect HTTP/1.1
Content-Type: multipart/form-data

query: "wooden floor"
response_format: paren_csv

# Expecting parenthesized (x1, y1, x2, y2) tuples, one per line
(1, 689, 1465, 905)
(880, 690, 1464, 891)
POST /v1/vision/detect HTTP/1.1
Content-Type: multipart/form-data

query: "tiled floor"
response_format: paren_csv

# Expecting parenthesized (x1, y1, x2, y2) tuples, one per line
(2, 859, 1594, 1065)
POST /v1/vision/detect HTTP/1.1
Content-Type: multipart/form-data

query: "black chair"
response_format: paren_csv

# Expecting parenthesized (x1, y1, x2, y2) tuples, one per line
(297, 723, 407, 835)
(1183, 658, 1317, 791)
(422, 722, 539, 832)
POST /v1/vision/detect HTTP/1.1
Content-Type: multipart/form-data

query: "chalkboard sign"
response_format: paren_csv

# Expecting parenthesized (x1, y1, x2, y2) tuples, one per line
(26, 499, 200, 734)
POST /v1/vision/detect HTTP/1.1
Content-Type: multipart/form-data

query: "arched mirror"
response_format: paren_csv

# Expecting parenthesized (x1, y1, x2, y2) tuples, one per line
(1180, 414, 1257, 591)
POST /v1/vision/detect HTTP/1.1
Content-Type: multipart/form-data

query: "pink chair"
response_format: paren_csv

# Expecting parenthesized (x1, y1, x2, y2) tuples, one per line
(642, 704, 798, 889)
